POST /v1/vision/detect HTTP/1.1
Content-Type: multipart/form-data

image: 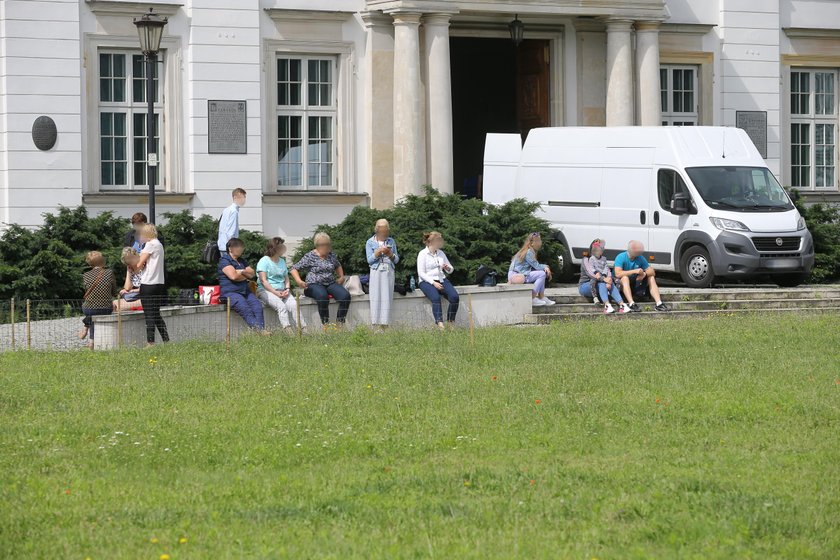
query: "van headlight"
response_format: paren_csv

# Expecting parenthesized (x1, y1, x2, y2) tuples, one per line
(710, 217, 751, 232)
(796, 216, 806, 231)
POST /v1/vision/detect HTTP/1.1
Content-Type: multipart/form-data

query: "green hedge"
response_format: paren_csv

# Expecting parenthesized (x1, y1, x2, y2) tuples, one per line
(792, 192, 840, 283)
(291, 188, 563, 286)
(0, 206, 267, 301)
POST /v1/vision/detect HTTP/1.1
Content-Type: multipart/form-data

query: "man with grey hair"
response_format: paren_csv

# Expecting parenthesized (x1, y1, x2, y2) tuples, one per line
(613, 240, 669, 312)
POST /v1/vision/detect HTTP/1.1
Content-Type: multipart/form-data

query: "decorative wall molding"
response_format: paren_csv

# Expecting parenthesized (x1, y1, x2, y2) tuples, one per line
(85, 1, 183, 17)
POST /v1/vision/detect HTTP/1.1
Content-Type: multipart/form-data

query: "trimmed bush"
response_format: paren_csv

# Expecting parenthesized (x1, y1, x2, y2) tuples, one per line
(291, 188, 563, 286)
(792, 192, 840, 283)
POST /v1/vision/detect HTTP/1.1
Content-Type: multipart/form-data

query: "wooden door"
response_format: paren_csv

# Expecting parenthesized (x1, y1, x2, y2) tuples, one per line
(516, 39, 551, 139)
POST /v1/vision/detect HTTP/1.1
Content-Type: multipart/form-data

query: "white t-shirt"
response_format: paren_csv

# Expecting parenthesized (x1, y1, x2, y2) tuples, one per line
(141, 238, 165, 285)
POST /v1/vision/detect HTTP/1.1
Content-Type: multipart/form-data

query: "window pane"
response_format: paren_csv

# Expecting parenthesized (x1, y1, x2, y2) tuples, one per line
(307, 58, 332, 107)
(660, 68, 668, 112)
(278, 115, 302, 187)
(791, 123, 811, 188)
(278, 58, 302, 107)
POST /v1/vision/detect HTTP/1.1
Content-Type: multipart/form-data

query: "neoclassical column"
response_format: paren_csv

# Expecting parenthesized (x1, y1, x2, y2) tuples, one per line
(423, 13, 454, 194)
(604, 18, 635, 126)
(391, 12, 426, 201)
(361, 11, 395, 209)
(635, 21, 662, 126)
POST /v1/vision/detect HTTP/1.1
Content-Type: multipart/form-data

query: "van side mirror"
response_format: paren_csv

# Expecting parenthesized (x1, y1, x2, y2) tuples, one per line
(670, 192, 692, 215)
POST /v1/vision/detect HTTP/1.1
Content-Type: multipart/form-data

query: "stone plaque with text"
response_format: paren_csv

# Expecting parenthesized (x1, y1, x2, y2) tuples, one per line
(208, 100, 247, 154)
(735, 111, 767, 159)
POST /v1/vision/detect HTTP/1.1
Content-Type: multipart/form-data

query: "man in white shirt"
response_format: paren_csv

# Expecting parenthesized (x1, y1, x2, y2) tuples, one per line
(217, 188, 247, 254)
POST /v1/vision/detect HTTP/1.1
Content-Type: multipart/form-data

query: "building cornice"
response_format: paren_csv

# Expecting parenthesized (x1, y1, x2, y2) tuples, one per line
(661, 23, 716, 36)
(783, 27, 840, 40)
(264, 9, 354, 23)
(85, 0, 183, 17)
(366, 0, 665, 19)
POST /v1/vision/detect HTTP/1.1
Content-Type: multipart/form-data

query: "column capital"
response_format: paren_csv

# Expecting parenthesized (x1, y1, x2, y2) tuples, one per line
(423, 13, 452, 27)
(360, 10, 393, 28)
(387, 10, 423, 26)
(602, 17, 634, 32)
(635, 21, 662, 33)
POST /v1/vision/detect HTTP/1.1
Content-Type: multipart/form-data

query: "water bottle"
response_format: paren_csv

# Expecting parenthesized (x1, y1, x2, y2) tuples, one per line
(409, 275, 416, 291)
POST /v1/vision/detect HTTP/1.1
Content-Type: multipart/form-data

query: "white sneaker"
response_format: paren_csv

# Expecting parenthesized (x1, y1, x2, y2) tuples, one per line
(541, 297, 556, 306)
(532, 298, 546, 307)
(593, 297, 601, 305)
(604, 304, 615, 314)
(620, 303, 632, 314)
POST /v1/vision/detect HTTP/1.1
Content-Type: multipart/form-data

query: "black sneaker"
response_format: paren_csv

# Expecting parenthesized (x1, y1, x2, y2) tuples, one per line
(628, 302, 642, 313)
(655, 302, 670, 312)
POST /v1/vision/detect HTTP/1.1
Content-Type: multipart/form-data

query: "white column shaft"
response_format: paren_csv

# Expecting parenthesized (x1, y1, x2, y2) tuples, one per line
(423, 14, 454, 194)
(635, 22, 661, 126)
(392, 13, 426, 201)
(605, 19, 634, 127)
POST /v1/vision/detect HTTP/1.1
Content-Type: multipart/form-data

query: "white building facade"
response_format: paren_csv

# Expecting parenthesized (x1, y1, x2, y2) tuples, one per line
(1, 0, 839, 244)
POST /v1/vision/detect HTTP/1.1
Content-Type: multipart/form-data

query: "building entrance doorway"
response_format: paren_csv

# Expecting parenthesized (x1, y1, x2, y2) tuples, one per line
(450, 37, 551, 198)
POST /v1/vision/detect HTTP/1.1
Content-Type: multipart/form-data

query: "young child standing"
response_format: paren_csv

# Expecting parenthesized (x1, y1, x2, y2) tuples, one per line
(581, 240, 630, 314)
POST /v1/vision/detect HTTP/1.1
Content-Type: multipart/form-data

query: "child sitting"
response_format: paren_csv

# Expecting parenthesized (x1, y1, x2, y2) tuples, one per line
(583, 240, 629, 314)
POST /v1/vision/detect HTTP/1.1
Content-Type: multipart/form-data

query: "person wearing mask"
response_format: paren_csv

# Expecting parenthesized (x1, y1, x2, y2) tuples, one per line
(416, 231, 459, 329)
(217, 188, 247, 256)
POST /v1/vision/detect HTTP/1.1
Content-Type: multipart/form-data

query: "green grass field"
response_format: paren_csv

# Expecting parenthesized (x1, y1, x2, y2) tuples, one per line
(1, 315, 839, 559)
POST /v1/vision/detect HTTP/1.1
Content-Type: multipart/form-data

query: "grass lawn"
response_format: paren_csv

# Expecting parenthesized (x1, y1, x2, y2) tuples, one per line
(1, 314, 839, 559)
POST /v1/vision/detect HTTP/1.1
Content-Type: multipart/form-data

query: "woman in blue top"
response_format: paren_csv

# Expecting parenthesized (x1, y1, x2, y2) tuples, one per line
(218, 237, 266, 331)
(256, 237, 305, 332)
(509, 232, 555, 307)
(365, 219, 399, 330)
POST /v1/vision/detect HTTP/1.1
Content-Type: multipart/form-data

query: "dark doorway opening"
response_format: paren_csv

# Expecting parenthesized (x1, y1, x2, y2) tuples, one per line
(450, 37, 550, 198)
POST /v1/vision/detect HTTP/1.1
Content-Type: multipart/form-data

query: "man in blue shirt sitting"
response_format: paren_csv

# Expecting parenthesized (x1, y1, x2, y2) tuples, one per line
(613, 240, 669, 312)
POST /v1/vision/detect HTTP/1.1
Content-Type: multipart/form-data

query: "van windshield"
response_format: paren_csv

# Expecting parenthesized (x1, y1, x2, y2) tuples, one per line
(685, 167, 794, 212)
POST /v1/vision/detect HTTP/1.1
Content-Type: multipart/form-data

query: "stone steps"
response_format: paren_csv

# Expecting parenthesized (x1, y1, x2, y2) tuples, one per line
(525, 285, 840, 324)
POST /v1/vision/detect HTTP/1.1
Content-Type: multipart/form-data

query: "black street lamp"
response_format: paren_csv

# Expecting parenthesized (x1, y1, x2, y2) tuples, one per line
(509, 14, 525, 47)
(133, 8, 167, 224)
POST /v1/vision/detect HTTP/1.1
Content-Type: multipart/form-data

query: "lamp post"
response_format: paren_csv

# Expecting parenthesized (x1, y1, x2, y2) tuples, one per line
(133, 8, 167, 224)
(509, 14, 524, 47)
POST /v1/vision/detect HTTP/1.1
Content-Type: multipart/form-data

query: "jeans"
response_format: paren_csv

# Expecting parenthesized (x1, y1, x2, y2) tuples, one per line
(304, 283, 351, 324)
(418, 279, 460, 323)
(257, 289, 304, 329)
(139, 283, 170, 343)
(579, 281, 623, 304)
(82, 307, 112, 340)
(226, 291, 266, 330)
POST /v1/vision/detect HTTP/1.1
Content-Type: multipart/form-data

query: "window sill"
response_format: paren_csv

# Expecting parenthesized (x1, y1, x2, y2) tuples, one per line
(262, 192, 369, 205)
(83, 192, 195, 205)
(797, 189, 840, 204)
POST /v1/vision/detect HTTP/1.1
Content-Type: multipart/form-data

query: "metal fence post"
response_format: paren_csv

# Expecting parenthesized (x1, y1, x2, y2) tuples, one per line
(26, 299, 31, 350)
(226, 297, 231, 351)
(10, 298, 15, 350)
(468, 293, 475, 347)
(117, 302, 123, 349)
(296, 293, 302, 340)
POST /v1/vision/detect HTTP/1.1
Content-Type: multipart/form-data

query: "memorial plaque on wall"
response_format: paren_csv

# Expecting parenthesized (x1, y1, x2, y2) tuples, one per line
(735, 111, 768, 159)
(208, 100, 247, 154)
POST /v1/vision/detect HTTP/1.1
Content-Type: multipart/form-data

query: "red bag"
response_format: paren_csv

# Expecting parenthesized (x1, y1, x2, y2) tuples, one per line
(199, 285, 221, 305)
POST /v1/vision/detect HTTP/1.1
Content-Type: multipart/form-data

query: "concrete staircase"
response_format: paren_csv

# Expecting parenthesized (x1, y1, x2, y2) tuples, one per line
(524, 285, 840, 323)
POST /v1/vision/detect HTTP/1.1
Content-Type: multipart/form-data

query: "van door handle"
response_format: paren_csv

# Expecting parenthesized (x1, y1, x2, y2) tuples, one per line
(654, 211, 660, 225)
(640, 211, 646, 225)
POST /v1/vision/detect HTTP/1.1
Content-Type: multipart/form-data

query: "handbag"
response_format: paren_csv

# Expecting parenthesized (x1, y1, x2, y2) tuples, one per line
(343, 275, 365, 296)
(201, 214, 223, 264)
(176, 288, 200, 306)
(199, 285, 221, 305)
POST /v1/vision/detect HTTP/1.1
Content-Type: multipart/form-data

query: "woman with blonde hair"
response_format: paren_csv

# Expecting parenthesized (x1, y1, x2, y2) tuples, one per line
(136, 224, 169, 346)
(290, 231, 351, 327)
(365, 219, 399, 330)
(256, 236, 304, 332)
(416, 231, 459, 329)
(79, 251, 117, 348)
(509, 232, 555, 307)
(113, 247, 144, 312)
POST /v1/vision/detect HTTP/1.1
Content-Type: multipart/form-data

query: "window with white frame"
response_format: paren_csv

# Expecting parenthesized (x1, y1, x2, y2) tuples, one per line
(276, 56, 337, 191)
(660, 65, 699, 126)
(790, 69, 838, 189)
(98, 51, 164, 190)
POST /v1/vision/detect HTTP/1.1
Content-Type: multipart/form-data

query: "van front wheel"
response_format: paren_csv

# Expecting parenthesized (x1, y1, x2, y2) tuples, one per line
(679, 246, 715, 288)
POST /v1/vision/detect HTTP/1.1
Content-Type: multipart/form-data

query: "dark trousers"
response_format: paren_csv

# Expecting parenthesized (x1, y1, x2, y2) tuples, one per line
(139, 283, 170, 343)
(82, 307, 112, 340)
(226, 291, 265, 330)
(419, 279, 460, 323)
(304, 283, 351, 324)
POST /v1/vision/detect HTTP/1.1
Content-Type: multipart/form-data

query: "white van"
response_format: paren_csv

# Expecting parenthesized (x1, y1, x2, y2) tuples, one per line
(483, 126, 814, 287)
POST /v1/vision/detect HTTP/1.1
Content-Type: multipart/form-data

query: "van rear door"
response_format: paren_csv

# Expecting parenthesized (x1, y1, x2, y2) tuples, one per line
(483, 133, 523, 205)
(599, 164, 653, 262)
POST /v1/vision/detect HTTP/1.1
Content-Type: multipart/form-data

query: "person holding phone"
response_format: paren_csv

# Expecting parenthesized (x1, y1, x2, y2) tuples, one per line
(416, 231, 459, 329)
(365, 219, 400, 331)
